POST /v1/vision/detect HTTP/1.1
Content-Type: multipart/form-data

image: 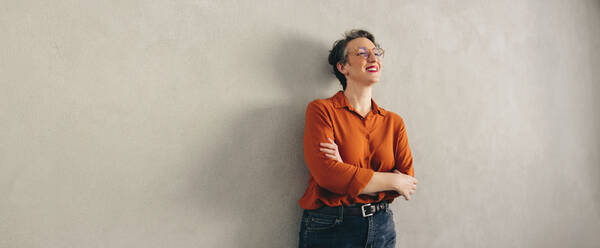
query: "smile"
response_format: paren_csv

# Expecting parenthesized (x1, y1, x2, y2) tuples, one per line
(366, 66, 378, 72)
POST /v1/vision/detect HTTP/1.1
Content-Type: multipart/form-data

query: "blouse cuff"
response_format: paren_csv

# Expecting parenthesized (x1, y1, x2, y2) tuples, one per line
(346, 168, 374, 197)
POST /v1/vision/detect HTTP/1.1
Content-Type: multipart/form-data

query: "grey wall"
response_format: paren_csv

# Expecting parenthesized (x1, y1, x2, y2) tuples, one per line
(1, 0, 599, 247)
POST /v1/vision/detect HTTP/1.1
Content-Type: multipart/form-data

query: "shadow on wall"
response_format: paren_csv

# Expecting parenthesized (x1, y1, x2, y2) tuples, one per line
(187, 31, 335, 247)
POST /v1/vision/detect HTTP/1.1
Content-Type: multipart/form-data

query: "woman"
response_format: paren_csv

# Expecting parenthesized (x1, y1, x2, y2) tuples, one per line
(298, 29, 418, 248)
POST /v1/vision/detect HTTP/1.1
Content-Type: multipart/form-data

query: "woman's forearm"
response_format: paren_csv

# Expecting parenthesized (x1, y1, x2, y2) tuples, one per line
(359, 172, 399, 195)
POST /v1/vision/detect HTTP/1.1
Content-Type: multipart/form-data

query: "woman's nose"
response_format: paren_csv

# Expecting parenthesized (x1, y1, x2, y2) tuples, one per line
(367, 52, 379, 62)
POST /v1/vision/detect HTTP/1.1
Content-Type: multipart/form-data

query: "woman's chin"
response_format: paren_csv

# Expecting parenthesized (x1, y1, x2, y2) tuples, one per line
(351, 76, 380, 86)
(365, 78, 380, 85)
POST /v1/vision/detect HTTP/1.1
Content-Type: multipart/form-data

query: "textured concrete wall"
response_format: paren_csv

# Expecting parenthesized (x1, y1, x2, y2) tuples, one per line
(1, 0, 599, 247)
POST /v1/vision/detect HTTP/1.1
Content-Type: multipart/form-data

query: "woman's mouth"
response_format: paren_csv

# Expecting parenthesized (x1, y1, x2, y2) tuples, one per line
(366, 66, 378, 72)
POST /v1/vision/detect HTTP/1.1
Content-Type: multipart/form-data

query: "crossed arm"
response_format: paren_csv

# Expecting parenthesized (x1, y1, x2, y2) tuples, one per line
(319, 137, 418, 200)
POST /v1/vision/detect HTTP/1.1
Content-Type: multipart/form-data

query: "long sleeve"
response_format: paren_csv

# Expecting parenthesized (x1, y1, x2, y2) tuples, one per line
(303, 101, 374, 196)
(395, 116, 414, 177)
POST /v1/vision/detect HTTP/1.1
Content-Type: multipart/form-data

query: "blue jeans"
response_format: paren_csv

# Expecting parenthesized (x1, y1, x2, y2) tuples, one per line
(298, 205, 396, 248)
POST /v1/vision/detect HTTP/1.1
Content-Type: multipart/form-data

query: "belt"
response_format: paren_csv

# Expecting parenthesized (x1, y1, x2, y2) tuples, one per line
(312, 201, 389, 217)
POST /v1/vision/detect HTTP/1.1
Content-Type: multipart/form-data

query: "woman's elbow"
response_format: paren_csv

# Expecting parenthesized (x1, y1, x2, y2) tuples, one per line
(312, 176, 347, 195)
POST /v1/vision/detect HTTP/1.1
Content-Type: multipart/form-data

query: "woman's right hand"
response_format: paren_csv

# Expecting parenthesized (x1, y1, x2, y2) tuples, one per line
(392, 169, 418, 200)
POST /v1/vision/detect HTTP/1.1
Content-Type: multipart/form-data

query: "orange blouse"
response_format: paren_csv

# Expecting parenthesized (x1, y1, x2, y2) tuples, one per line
(298, 90, 414, 210)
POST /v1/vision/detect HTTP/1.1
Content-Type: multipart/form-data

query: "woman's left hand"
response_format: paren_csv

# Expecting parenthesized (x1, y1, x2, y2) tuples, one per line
(319, 137, 343, 163)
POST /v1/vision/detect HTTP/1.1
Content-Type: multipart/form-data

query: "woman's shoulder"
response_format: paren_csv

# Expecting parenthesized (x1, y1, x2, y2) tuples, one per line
(305, 94, 337, 110)
(384, 109, 404, 121)
(303, 98, 333, 120)
(382, 109, 407, 128)
(307, 99, 331, 109)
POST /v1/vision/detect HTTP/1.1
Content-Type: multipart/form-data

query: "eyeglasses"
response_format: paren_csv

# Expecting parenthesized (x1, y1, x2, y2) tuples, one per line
(347, 46, 385, 60)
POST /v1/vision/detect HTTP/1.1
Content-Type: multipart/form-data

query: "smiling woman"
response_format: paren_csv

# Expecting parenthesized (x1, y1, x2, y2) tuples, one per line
(297, 29, 418, 248)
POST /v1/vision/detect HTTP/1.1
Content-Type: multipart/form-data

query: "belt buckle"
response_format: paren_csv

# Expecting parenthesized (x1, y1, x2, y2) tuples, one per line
(361, 203, 373, 217)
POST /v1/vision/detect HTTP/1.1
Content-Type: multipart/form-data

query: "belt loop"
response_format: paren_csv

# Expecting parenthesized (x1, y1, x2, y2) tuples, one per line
(338, 204, 344, 222)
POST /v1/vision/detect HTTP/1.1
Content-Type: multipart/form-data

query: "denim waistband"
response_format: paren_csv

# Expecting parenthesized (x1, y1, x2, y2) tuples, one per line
(308, 200, 390, 217)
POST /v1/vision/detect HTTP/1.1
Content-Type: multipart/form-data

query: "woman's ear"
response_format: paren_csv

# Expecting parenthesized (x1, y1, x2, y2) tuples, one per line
(336, 62, 347, 75)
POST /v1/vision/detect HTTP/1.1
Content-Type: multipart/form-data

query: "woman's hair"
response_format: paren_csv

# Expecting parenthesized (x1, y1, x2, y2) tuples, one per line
(328, 29, 380, 90)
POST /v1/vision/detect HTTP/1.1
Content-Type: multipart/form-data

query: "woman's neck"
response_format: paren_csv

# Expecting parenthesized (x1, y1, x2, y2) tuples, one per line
(343, 84, 372, 115)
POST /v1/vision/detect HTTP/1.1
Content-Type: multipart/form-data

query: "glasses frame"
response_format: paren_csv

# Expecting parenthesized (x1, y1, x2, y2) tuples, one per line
(346, 46, 385, 60)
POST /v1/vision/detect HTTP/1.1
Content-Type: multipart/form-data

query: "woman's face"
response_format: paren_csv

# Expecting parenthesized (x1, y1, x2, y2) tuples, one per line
(337, 37, 382, 87)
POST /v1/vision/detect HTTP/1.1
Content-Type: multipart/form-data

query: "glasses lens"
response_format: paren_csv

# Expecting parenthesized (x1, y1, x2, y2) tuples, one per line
(355, 47, 384, 59)
(357, 48, 369, 58)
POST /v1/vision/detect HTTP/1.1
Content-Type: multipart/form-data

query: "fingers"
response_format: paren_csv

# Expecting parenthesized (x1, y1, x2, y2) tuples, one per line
(393, 170, 418, 189)
(319, 147, 335, 154)
(324, 154, 336, 159)
(319, 139, 338, 155)
(319, 139, 341, 162)
(324, 153, 342, 163)
(403, 189, 415, 201)
(319, 142, 337, 149)
(320, 138, 337, 147)
(319, 137, 337, 147)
